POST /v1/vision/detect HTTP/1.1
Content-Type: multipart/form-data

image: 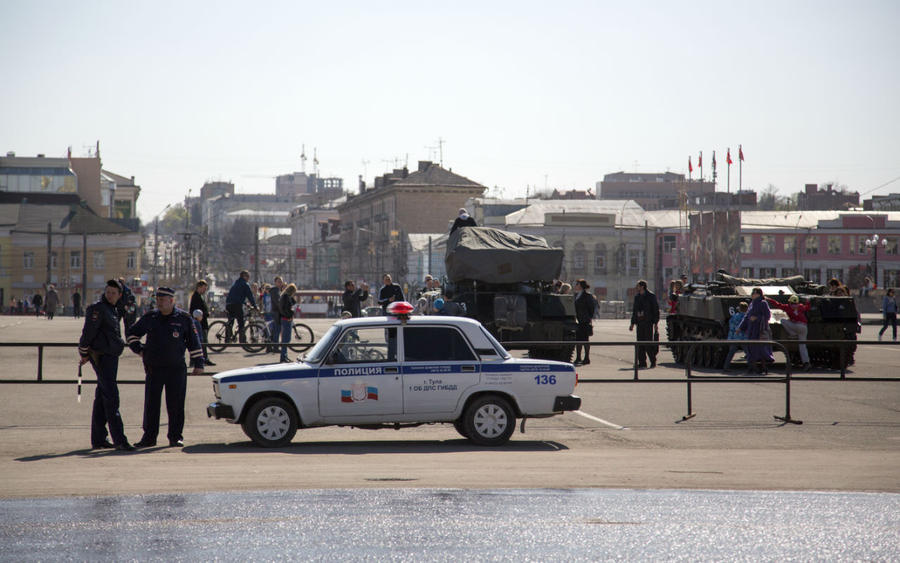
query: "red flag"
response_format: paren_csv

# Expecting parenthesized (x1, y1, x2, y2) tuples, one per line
(688, 156, 693, 173)
(698, 152, 702, 168)
(739, 145, 744, 162)
(727, 148, 733, 165)
(712, 151, 716, 170)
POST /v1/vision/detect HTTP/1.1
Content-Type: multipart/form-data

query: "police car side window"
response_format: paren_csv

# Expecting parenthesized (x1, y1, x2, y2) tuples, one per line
(331, 327, 396, 363)
(403, 327, 476, 362)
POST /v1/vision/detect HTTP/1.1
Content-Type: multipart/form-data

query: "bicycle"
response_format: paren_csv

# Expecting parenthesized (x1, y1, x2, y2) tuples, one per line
(287, 321, 315, 353)
(207, 306, 271, 353)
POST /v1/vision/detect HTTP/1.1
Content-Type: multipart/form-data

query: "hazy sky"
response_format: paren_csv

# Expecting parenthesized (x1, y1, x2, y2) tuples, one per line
(3, 0, 899, 221)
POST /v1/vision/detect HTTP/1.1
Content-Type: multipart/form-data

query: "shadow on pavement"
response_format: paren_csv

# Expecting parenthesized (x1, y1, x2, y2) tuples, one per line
(180, 439, 570, 455)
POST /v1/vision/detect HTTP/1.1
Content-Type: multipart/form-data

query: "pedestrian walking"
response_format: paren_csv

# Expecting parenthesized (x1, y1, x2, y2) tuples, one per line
(267, 276, 285, 341)
(45, 285, 59, 320)
(72, 291, 82, 318)
(879, 288, 897, 341)
(225, 270, 257, 343)
(127, 287, 204, 448)
(31, 292, 43, 318)
(738, 287, 774, 374)
(629, 279, 659, 368)
(278, 283, 297, 362)
(78, 279, 134, 451)
(378, 274, 404, 314)
(342, 280, 369, 318)
(189, 279, 214, 366)
(573, 279, 597, 366)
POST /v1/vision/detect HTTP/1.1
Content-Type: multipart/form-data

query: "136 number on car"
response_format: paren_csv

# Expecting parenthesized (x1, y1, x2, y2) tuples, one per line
(534, 374, 557, 385)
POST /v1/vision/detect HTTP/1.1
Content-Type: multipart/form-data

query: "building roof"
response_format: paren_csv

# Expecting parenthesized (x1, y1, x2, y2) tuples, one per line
(407, 233, 448, 252)
(390, 162, 484, 189)
(3, 201, 134, 235)
(739, 210, 900, 230)
(503, 199, 652, 227)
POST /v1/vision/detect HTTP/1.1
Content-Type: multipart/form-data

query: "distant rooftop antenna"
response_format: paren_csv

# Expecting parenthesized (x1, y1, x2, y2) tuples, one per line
(313, 147, 319, 177)
(361, 159, 370, 179)
(436, 137, 444, 167)
(301, 144, 307, 173)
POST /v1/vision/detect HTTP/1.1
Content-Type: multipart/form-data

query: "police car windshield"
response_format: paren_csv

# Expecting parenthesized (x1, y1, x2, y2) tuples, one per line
(303, 325, 340, 363)
(480, 325, 511, 359)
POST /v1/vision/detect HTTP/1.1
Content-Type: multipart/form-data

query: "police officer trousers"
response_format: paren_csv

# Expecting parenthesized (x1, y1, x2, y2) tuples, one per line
(90, 354, 128, 446)
(635, 322, 658, 366)
(140, 362, 187, 442)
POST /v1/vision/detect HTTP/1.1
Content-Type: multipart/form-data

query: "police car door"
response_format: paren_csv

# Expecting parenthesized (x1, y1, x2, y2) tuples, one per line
(318, 325, 403, 417)
(401, 325, 480, 415)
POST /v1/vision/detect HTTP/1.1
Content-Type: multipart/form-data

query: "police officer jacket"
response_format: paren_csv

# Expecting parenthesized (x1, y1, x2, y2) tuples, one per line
(79, 296, 126, 359)
(127, 308, 204, 369)
(631, 290, 660, 326)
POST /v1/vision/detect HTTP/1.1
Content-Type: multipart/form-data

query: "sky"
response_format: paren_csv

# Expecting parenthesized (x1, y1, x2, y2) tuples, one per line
(2, 0, 899, 222)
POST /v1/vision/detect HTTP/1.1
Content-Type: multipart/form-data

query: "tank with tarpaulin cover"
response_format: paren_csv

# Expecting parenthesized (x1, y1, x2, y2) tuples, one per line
(667, 271, 858, 368)
(444, 227, 577, 362)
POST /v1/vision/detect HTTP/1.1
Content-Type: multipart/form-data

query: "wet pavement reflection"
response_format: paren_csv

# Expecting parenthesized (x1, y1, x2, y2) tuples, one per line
(1, 488, 898, 561)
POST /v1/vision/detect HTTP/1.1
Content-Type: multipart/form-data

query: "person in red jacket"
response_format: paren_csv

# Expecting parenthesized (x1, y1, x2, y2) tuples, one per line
(766, 294, 812, 371)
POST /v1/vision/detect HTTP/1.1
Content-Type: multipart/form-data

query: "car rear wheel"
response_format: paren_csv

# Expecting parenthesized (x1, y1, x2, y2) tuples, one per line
(463, 395, 515, 446)
(453, 418, 469, 439)
(242, 397, 298, 447)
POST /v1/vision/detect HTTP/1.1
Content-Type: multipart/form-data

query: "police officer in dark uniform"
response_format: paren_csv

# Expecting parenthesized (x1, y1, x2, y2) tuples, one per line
(79, 279, 135, 451)
(629, 279, 660, 368)
(127, 287, 204, 448)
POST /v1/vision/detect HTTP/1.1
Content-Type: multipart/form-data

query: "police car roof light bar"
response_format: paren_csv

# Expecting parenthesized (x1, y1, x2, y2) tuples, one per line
(386, 301, 415, 320)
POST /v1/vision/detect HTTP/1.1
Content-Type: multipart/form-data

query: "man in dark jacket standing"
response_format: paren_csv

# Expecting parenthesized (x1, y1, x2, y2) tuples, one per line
(79, 279, 134, 451)
(128, 287, 204, 448)
(378, 274, 404, 314)
(629, 279, 660, 368)
(573, 279, 597, 366)
(342, 280, 369, 317)
(225, 270, 257, 343)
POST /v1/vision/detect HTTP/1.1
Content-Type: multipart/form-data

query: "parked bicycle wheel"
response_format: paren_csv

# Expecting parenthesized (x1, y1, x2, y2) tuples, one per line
(288, 322, 315, 352)
(243, 321, 270, 353)
(207, 320, 230, 353)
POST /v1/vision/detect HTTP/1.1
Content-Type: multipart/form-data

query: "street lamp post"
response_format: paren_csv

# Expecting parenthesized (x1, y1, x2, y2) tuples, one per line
(865, 234, 888, 288)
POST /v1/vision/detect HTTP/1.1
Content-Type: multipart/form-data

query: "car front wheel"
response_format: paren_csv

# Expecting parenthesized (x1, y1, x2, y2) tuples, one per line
(242, 397, 298, 447)
(463, 395, 515, 446)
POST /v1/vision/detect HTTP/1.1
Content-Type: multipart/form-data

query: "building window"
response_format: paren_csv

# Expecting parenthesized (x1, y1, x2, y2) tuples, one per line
(93, 251, 105, 269)
(50, 252, 58, 269)
(70, 251, 81, 269)
(759, 267, 776, 278)
(827, 236, 841, 255)
(573, 243, 586, 273)
(741, 267, 754, 278)
(803, 268, 820, 284)
(805, 237, 819, 255)
(23, 252, 34, 269)
(593, 243, 606, 274)
(784, 236, 796, 254)
(127, 251, 136, 269)
(740, 236, 752, 254)
(886, 238, 898, 256)
(826, 268, 844, 283)
(884, 270, 900, 287)
(856, 236, 867, 255)
(760, 235, 775, 254)
(781, 267, 798, 277)
(663, 236, 676, 254)
(628, 250, 641, 274)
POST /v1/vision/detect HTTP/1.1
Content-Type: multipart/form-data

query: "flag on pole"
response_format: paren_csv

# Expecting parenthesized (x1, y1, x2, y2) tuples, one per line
(698, 152, 702, 168)
(727, 148, 733, 165)
(712, 151, 717, 171)
(688, 156, 693, 173)
(739, 145, 744, 162)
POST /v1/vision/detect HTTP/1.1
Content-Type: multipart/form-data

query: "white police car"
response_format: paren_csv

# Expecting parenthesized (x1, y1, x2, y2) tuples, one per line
(207, 301, 581, 447)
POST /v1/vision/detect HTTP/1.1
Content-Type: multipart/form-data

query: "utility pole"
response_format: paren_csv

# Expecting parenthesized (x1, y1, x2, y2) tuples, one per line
(254, 225, 260, 282)
(81, 229, 87, 302)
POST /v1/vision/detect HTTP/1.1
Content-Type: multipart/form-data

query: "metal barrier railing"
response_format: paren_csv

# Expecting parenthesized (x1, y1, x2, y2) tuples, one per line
(2, 338, 897, 424)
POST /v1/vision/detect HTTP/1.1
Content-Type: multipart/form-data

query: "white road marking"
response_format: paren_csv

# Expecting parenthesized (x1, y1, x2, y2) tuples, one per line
(573, 410, 627, 430)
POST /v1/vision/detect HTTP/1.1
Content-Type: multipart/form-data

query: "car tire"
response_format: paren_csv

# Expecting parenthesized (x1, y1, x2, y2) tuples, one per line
(463, 395, 515, 446)
(453, 418, 469, 439)
(242, 397, 298, 447)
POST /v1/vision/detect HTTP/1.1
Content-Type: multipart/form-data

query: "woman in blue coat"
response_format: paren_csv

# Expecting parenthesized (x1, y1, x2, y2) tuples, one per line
(738, 287, 774, 374)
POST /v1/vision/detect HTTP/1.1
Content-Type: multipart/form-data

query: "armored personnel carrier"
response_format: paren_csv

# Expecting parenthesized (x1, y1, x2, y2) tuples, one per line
(444, 227, 577, 362)
(666, 271, 858, 369)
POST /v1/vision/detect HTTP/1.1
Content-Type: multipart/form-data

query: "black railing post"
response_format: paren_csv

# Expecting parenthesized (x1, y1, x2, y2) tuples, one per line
(37, 344, 43, 382)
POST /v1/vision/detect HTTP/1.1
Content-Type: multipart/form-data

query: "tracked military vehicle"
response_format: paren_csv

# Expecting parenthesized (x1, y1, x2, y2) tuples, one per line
(666, 271, 858, 369)
(444, 227, 577, 362)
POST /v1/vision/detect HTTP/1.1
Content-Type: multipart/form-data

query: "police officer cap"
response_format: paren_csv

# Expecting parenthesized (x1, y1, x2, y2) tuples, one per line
(156, 286, 175, 298)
